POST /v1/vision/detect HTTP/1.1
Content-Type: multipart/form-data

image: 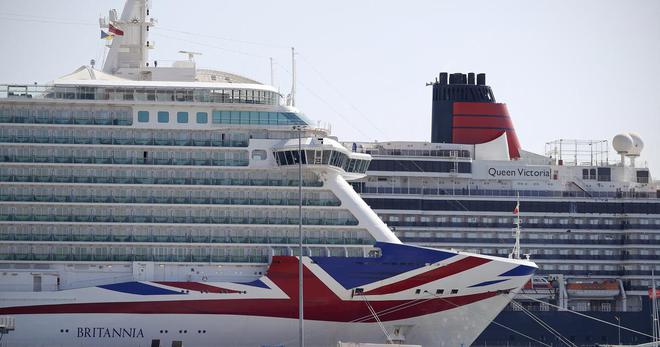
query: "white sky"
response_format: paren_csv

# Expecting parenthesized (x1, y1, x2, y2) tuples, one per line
(1, 0, 659, 175)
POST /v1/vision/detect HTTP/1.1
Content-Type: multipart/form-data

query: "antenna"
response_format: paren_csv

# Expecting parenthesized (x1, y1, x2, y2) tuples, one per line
(270, 57, 275, 86)
(291, 47, 296, 107)
(178, 50, 202, 61)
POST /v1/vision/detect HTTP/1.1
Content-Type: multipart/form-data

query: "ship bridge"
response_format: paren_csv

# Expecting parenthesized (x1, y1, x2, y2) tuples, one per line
(274, 137, 371, 180)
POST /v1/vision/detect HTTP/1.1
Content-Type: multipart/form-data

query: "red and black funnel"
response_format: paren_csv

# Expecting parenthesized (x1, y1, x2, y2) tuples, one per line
(430, 72, 521, 159)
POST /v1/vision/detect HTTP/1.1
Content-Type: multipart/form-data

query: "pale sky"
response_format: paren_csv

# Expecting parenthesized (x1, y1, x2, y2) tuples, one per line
(1, 0, 659, 175)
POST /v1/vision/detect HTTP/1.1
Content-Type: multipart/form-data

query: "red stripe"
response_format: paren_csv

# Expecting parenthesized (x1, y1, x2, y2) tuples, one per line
(453, 102, 509, 116)
(363, 257, 491, 295)
(452, 128, 505, 145)
(453, 115, 514, 129)
(451, 102, 521, 159)
(155, 282, 242, 294)
(0, 256, 499, 322)
(0, 292, 497, 323)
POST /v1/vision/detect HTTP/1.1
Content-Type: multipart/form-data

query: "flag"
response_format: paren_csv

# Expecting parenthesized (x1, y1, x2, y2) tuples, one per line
(100, 30, 113, 40)
(109, 23, 124, 36)
(513, 201, 519, 215)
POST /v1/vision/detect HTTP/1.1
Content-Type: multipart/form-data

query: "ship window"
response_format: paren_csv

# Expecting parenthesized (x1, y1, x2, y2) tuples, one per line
(196, 112, 208, 124)
(251, 150, 267, 160)
(177, 112, 188, 123)
(138, 111, 149, 123)
(450, 289, 458, 294)
(436, 289, 444, 295)
(276, 152, 286, 165)
(284, 151, 294, 165)
(157, 111, 169, 123)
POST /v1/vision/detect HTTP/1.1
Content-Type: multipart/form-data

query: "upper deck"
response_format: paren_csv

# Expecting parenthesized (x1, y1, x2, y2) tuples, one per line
(0, 81, 281, 107)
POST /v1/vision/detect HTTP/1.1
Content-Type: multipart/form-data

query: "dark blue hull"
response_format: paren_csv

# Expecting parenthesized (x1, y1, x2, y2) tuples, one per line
(475, 300, 654, 346)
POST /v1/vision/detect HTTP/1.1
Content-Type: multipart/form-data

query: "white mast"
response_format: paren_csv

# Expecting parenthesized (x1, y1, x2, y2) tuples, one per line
(270, 57, 275, 86)
(510, 193, 521, 259)
(291, 47, 296, 107)
(653, 270, 659, 343)
(101, 0, 153, 78)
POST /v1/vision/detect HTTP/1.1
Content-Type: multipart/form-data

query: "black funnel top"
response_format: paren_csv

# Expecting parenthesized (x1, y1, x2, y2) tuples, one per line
(431, 72, 496, 143)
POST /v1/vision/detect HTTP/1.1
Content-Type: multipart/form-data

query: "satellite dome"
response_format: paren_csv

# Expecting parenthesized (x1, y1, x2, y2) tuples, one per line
(628, 132, 644, 156)
(612, 133, 633, 154)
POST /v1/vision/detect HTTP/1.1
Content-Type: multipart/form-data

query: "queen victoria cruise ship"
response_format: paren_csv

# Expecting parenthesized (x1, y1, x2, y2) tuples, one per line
(347, 72, 660, 346)
(0, 1, 537, 346)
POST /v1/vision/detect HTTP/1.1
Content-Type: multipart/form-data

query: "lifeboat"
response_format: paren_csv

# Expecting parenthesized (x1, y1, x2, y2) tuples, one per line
(516, 276, 555, 300)
(566, 280, 620, 298)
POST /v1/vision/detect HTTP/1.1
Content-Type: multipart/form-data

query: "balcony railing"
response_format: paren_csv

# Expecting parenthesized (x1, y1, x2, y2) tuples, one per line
(0, 134, 248, 148)
(0, 84, 280, 106)
(0, 194, 341, 207)
(0, 175, 324, 187)
(0, 214, 359, 226)
(0, 155, 249, 167)
(354, 186, 659, 200)
(0, 233, 371, 245)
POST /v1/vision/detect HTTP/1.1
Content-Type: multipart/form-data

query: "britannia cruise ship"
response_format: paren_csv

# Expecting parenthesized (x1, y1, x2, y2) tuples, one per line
(0, 1, 536, 346)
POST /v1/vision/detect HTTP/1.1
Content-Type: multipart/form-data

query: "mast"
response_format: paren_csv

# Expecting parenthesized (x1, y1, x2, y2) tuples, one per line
(295, 125, 305, 347)
(291, 47, 296, 107)
(510, 193, 521, 259)
(101, 0, 152, 78)
(651, 270, 660, 342)
(270, 57, 275, 86)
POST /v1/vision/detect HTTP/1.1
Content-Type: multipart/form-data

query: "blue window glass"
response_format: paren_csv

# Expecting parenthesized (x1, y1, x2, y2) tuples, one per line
(259, 112, 268, 124)
(177, 111, 189, 123)
(249, 111, 259, 125)
(230, 111, 240, 124)
(221, 111, 230, 123)
(240, 111, 249, 124)
(137, 111, 149, 123)
(212, 111, 221, 124)
(157, 111, 169, 123)
(196, 112, 208, 124)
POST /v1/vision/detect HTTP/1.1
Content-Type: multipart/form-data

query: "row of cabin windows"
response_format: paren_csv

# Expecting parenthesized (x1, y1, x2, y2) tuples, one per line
(138, 111, 208, 124)
(365, 198, 660, 214)
(137, 110, 307, 126)
(384, 215, 660, 226)
(0, 166, 323, 187)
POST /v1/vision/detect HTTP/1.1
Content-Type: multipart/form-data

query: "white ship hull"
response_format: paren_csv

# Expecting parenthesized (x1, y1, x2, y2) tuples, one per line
(5, 295, 511, 347)
(0, 242, 536, 346)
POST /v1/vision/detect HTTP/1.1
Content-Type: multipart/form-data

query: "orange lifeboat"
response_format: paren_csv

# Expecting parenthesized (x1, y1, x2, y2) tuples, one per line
(566, 280, 620, 298)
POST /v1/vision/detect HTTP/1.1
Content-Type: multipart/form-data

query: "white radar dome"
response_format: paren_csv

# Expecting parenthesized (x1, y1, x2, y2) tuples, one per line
(612, 133, 633, 154)
(628, 132, 644, 156)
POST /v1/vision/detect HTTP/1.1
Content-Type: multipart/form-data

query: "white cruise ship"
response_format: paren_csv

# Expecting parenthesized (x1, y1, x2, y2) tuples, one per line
(345, 72, 660, 346)
(0, 2, 536, 346)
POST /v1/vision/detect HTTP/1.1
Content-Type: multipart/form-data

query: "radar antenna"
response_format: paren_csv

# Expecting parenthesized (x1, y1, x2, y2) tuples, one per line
(178, 50, 202, 61)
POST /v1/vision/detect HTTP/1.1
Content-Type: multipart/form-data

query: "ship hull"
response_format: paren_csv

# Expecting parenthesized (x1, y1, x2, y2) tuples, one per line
(3, 293, 514, 347)
(0, 242, 536, 346)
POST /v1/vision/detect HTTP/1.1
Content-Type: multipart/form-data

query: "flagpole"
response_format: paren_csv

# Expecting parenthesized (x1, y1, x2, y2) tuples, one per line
(511, 192, 521, 259)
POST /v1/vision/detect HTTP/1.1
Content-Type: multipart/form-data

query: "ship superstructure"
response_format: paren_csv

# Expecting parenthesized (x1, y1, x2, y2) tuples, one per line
(0, 3, 537, 347)
(346, 72, 660, 346)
